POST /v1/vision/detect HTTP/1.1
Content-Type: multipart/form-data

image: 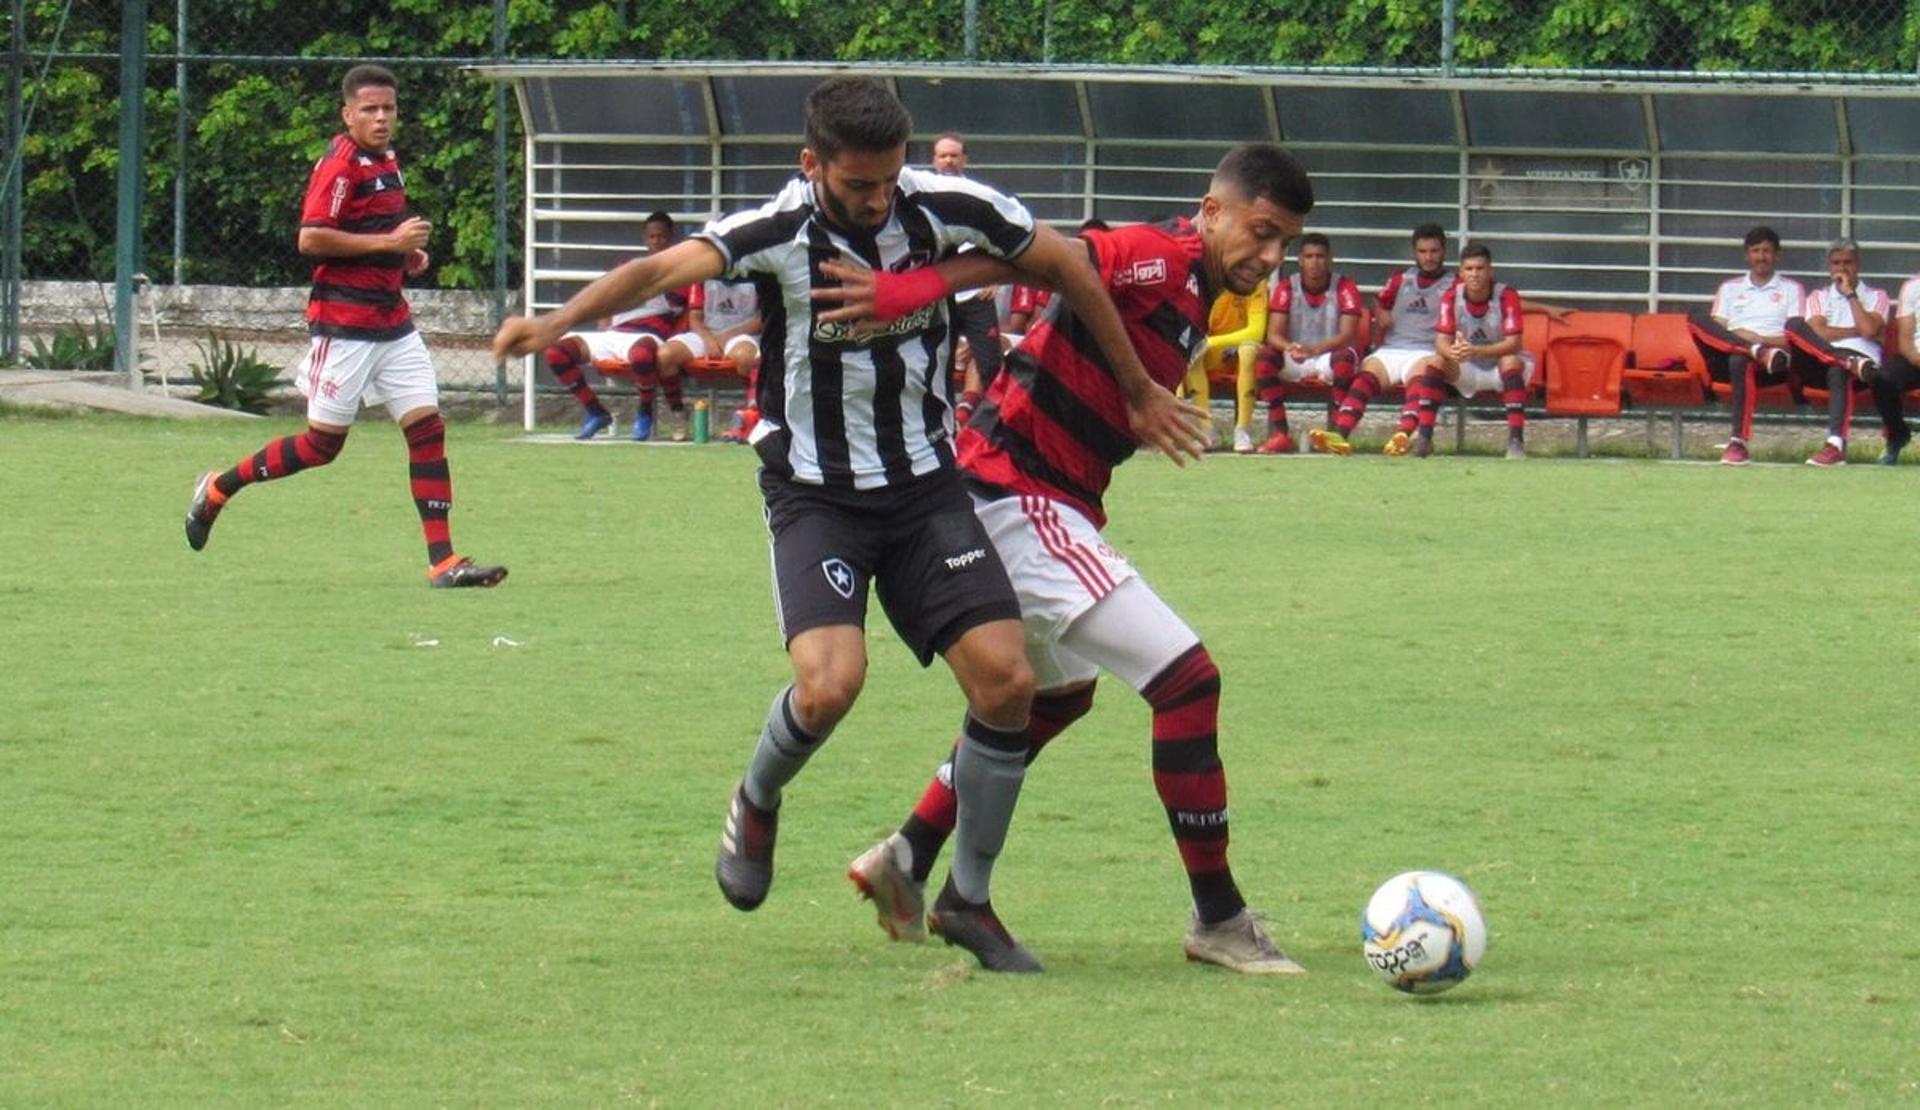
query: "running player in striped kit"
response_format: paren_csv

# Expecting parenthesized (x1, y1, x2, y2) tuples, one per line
(494, 77, 1207, 973)
(183, 64, 505, 589)
(831, 144, 1316, 975)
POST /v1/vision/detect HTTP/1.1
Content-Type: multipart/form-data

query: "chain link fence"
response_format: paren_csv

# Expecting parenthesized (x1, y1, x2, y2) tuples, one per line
(4, 0, 1919, 399)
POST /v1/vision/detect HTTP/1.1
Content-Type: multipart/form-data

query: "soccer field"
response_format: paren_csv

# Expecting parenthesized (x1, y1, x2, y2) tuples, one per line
(2, 412, 1914, 1104)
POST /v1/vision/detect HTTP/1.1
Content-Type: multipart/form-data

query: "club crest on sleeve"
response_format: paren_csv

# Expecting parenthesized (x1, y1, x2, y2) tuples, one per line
(821, 557, 857, 599)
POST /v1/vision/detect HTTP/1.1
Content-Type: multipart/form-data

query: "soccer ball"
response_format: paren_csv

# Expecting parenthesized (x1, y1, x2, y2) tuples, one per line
(1360, 870, 1487, 994)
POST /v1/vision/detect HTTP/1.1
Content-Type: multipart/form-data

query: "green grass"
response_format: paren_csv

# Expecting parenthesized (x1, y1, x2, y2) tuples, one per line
(3, 413, 1917, 1105)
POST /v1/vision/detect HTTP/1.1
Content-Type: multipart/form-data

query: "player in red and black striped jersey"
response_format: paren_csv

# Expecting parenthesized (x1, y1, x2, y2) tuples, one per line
(830, 144, 1318, 975)
(182, 64, 504, 588)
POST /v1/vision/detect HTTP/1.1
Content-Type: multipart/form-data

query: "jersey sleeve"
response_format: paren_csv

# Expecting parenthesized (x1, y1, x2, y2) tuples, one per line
(694, 178, 810, 278)
(1435, 284, 1457, 335)
(688, 281, 709, 312)
(904, 168, 1037, 260)
(1336, 276, 1362, 315)
(1499, 287, 1524, 335)
(1377, 271, 1403, 312)
(1207, 289, 1266, 352)
(298, 146, 351, 230)
(1269, 278, 1293, 315)
(1711, 279, 1733, 320)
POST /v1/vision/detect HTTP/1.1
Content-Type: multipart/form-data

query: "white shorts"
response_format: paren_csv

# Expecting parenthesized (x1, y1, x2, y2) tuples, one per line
(1451, 351, 1537, 396)
(972, 492, 1198, 690)
(1364, 346, 1438, 386)
(297, 331, 438, 426)
(667, 331, 760, 362)
(571, 328, 667, 372)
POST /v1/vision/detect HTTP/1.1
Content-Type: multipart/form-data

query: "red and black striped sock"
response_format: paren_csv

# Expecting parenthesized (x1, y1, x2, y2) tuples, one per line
(1413, 372, 1447, 432)
(212, 425, 347, 499)
(898, 684, 1097, 882)
(661, 373, 686, 414)
(404, 415, 455, 567)
(543, 344, 605, 413)
(630, 341, 660, 411)
(1335, 367, 1378, 436)
(1501, 368, 1528, 432)
(1254, 348, 1288, 425)
(1143, 645, 1243, 926)
(1328, 350, 1357, 416)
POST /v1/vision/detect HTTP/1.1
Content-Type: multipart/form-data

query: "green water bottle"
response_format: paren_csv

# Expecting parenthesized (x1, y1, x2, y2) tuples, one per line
(692, 400, 710, 444)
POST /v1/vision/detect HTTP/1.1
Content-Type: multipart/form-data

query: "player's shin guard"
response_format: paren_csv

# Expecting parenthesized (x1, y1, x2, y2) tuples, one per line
(1501, 368, 1528, 432)
(213, 425, 347, 500)
(1335, 366, 1378, 436)
(629, 340, 661, 412)
(1143, 644, 1244, 926)
(899, 685, 1097, 881)
(947, 714, 1029, 905)
(1397, 372, 1443, 432)
(743, 685, 833, 812)
(543, 344, 604, 412)
(403, 414, 456, 567)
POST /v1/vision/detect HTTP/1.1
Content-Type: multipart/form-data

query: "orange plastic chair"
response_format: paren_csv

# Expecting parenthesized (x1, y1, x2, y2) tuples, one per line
(1544, 312, 1630, 417)
(1624, 313, 1708, 407)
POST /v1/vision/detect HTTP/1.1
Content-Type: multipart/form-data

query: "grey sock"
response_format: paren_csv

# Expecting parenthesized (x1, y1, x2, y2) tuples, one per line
(947, 715, 1028, 904)
(742, 686, 828, 811)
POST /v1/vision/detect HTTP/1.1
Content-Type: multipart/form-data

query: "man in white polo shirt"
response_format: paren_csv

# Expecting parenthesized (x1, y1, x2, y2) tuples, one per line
(1784, 238, 1888, 467)
(1687, 226, 1807, 466)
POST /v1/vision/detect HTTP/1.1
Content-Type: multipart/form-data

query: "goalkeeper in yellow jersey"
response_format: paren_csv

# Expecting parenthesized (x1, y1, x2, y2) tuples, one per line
(1183, 277, 1269, 452)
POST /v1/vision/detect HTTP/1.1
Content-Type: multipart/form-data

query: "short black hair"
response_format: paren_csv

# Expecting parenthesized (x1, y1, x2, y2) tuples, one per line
(1412, 222, 1447, 247)
(644, 211, 675, 232)
(805, 77, 912, 163)
(1744, 225, 1781, 250)
(341, 64, 397, 104)
(1460, 242, 1493, 263)
(1078, 217, 1111, 233)
(1211, 144, 1315, 217)
(1298, 232, 1332, 254)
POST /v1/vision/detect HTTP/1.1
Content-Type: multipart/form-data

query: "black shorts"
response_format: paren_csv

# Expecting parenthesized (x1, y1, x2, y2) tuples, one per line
(760, 468, 1021, 666)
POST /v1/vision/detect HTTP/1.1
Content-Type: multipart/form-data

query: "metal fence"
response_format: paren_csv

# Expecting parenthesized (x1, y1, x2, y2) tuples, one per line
(5, 0, 1920, 397)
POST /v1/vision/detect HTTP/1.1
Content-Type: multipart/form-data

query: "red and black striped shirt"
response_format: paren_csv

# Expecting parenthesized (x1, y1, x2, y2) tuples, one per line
(299, 134, 413, 340)
(959, 218, 1213, 528)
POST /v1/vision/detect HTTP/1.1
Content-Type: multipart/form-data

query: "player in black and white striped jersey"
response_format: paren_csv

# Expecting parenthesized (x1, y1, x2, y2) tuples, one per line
(495, 76, 1209, 972)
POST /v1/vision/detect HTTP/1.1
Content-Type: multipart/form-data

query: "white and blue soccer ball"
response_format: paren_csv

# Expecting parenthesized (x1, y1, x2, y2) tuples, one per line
(1361, 870, 1487, 994)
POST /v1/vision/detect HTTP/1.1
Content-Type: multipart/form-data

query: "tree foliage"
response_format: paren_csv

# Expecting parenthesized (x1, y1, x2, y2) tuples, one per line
(6, 0, 1915, 289)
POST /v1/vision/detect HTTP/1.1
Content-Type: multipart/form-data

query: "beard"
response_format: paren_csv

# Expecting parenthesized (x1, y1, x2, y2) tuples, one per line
(817, 183, 886, 232)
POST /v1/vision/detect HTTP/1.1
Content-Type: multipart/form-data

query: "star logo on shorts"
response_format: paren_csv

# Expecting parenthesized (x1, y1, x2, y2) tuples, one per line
(821, 558, 856, 600)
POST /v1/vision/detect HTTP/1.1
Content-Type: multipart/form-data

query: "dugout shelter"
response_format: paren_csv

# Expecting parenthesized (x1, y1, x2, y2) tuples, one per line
(474, 62, 1920, 429)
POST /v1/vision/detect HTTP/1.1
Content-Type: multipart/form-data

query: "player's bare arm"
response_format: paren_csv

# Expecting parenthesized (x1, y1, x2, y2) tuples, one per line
(814, 244, 1210, 465)
(494, 238, 725, 361)
(1007, 223, 1210, 464)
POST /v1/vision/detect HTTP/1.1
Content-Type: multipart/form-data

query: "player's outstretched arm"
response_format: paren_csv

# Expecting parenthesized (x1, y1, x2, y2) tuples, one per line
(812, 254, 1019, 327)
(1010, 224, 1210, 464)
(494, 240, 725, 361)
